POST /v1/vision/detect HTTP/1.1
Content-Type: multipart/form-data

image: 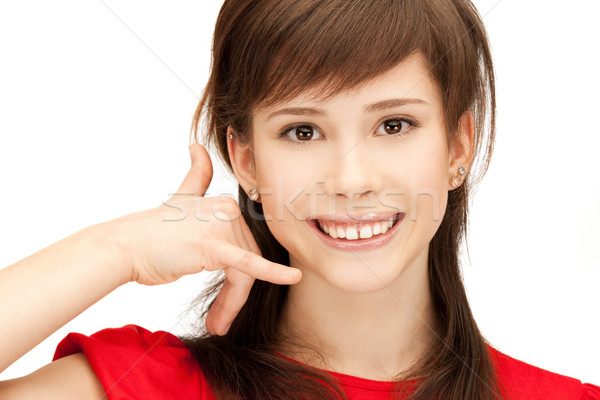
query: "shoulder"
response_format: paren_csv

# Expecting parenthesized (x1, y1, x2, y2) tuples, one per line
(487, 344, 600, 400)
(51, 324, 216, 400)
(0, 353, 105, 400)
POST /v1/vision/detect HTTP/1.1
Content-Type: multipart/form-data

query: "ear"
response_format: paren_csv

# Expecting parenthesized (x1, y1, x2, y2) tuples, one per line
(447, 111, 475, 190)
(227, 126, 260, 201)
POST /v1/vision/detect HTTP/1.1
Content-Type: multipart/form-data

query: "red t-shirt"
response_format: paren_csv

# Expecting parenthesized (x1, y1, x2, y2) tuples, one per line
(53, 324, 600, 400)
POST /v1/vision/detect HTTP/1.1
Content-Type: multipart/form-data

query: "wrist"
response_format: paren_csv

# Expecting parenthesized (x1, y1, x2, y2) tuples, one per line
(77, 220, 134, 286)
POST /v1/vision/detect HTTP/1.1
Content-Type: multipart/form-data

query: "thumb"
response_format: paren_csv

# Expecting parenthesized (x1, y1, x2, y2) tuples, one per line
(173, 144, 213, 197)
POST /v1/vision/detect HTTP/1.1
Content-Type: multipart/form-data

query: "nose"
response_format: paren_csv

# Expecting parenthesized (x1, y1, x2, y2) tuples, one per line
(326, 136, 381, 201)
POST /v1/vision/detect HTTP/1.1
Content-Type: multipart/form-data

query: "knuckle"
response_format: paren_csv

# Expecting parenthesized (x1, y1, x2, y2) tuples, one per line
(227, 268, 253, 286)
(217, 195, 238, 209)
(213, 196, 241, 221)
(243, 254, 266, 276)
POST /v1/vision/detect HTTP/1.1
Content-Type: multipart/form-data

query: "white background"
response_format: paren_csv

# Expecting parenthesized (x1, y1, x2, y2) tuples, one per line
(0, 0, 598, 384)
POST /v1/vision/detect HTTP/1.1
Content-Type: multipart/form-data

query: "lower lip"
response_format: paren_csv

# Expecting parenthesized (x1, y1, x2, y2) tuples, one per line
(307, 213, 404, 251)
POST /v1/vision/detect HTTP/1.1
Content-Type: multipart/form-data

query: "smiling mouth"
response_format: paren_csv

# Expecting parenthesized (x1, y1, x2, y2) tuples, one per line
(310, 213, 403, 241)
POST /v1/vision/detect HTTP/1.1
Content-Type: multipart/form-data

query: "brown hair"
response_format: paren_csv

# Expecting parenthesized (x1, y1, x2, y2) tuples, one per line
(182, 0, 505, 399)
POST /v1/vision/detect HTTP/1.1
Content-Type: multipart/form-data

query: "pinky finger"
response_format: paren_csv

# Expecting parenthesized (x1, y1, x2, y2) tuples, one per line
(205, 268, 254, 336)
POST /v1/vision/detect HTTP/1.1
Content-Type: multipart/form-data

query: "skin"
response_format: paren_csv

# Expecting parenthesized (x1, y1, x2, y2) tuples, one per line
(0, 353, 106, 399)
(229, 51, 474, 380)
(0, 144, 301, 397)
(0, 52, 473, 397)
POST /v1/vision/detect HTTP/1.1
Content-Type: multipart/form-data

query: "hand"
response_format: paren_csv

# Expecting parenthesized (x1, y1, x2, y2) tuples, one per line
(103, 143, 301, 335)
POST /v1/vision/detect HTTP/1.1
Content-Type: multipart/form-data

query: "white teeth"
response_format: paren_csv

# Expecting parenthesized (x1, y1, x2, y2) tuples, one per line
(316, 217, 397, 241)
(346, 226, 358, 240)
(329, 225, 338, 238)
(372, 222, 381, 235)
(381, 222, 389, 233)
(359, 225, 372, 239)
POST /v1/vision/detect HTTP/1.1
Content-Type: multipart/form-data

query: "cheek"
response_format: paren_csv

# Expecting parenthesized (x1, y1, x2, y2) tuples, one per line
(408, 152, 448, 223)
(378, 137, 450, 224)
(253, 156, 317, 247)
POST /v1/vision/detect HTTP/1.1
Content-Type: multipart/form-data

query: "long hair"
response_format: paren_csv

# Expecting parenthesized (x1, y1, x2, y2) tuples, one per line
(182, 0, 504, 399)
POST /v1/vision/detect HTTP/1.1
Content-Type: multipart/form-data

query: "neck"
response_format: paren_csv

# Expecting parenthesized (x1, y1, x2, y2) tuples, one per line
(276, 248, 438, 381)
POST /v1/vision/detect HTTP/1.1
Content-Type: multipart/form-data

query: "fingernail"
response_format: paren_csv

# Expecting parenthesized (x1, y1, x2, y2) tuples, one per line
(286, 268, 300, 281)
(222, 323, 231, 335)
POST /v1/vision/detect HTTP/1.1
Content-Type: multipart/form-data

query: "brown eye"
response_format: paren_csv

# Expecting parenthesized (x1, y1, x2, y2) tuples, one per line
(383, 120, 404, 134)
(295, 125, 314, 140)
(376, 118, 415, 137)
(278, 124, 323, 146)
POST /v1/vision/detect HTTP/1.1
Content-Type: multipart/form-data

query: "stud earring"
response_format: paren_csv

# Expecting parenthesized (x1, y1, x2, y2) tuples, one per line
(249, 188, 259, 201)
(228, 134, 233, 139)
(451, 166, 467, 188)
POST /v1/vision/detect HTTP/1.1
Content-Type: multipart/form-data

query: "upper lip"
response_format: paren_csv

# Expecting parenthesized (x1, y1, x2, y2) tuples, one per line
(309, 211, 402, 223)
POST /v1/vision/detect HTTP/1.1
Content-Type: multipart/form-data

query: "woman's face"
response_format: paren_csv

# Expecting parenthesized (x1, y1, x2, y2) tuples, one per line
(245, 52, 462, 293)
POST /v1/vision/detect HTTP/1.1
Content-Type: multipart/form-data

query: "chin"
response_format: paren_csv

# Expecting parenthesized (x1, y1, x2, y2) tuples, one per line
(303, 255, 414, 294)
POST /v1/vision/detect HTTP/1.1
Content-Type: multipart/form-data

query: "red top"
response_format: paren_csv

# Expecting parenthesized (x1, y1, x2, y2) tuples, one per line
(53, 324, 600, 400)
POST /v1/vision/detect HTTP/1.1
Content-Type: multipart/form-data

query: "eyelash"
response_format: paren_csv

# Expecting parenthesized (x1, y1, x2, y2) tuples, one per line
(277, 116, 420, 147)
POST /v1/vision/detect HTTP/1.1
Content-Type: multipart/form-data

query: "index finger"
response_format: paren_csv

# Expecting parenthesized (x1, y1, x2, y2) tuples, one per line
(208, 241, 302, 285)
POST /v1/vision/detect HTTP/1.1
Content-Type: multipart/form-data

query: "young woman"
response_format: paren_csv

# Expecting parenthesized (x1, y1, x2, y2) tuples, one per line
(0, 0, 598, 399)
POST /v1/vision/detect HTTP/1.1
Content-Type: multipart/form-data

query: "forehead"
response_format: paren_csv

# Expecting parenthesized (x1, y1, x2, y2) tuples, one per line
(254, 52, 440, 113)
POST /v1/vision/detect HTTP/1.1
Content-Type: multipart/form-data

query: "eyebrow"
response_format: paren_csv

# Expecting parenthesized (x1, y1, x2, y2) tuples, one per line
(266, 98, 428, 120)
